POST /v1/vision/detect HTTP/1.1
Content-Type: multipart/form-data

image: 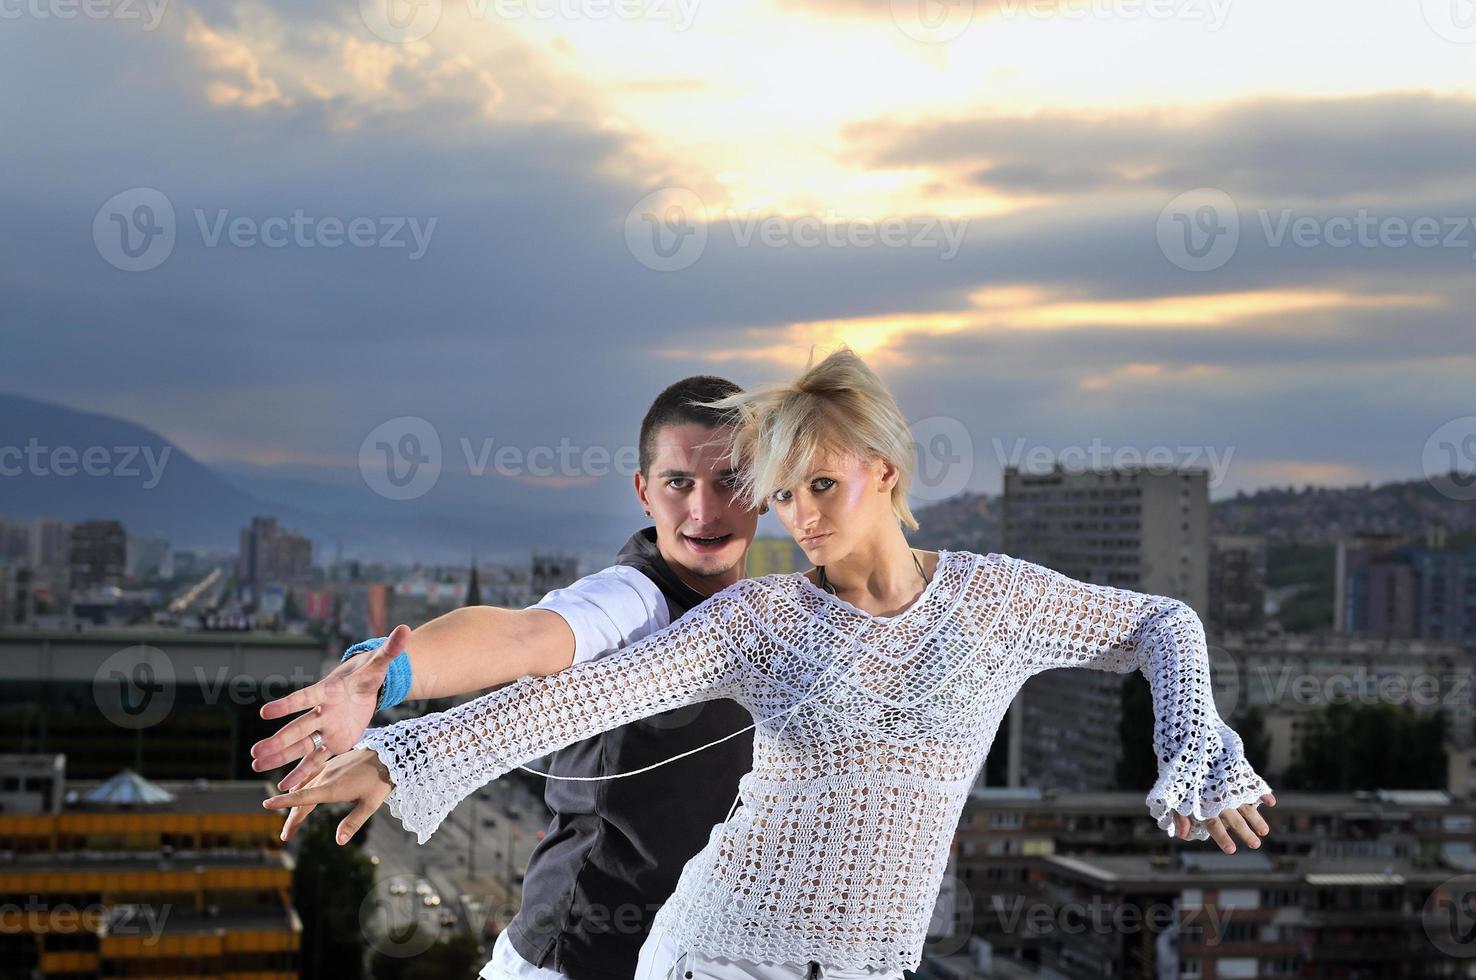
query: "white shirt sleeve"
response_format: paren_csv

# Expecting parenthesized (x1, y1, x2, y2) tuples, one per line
(530, 564, 670, 666)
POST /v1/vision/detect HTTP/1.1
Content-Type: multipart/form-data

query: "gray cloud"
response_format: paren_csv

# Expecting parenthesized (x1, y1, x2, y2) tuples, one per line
(0, 6, 1469, 543)
(852, 93, 1476, 201)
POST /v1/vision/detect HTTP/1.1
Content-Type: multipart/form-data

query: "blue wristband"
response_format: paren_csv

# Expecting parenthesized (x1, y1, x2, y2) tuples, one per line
(340, 636, 414, 711)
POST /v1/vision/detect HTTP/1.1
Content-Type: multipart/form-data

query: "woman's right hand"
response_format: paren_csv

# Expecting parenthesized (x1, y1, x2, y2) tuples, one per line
(249, 624, 411, 792)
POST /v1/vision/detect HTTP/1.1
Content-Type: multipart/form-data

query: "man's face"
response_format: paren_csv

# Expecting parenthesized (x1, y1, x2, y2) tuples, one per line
(635, 423, 758, 583)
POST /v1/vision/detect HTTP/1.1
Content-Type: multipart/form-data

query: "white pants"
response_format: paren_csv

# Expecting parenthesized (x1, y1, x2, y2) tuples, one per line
(634, 923, 899, 980)
(481, 920, 898, 980)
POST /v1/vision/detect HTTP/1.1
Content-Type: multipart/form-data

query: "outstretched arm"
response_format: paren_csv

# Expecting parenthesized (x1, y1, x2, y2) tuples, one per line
(251, 564, 665, 790)
(1010, 557, 1275, 846)
(266, 583, 756, 845)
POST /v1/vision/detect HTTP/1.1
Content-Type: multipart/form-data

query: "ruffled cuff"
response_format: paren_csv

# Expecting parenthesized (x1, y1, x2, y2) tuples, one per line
(353, 725, 447, 846)
(353, 723, 511, 846)
(1144, 731, 1273, 841)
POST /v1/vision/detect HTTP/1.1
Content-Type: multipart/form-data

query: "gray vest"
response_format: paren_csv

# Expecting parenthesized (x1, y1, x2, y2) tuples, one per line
(505, 527, 754, 980)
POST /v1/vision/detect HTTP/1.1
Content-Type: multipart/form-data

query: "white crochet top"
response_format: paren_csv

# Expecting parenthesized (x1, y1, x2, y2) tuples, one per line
(354, 550, 1272, 975)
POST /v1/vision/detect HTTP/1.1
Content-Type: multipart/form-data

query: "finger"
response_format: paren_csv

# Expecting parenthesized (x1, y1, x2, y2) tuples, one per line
(368, 624, 412, 667)
(259, 681, 324, 722)
(277, 745, 330, 793)
(263, 782, 334, 810)
(281, 801, 317, 842)
(1262, 792, 1276, 807)
(336, 794, 383, 845)
(1241, 803, 1271, 837)
(251, 707, 325, 771)
(1219, 806, 1259, 848)
(1174, 814, 1190, 840)
(1202, 816, 1236, 853)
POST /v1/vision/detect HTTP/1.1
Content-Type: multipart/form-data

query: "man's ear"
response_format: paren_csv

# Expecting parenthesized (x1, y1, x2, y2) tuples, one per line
(633, 471, 650, 514)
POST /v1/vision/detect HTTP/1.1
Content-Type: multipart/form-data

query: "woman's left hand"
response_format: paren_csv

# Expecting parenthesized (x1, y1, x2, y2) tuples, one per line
(1174, 792, 1276, 852)
(263, 748, 393, 845)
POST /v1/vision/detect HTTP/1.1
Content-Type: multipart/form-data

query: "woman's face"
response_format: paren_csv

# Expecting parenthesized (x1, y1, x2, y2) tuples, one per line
(769, 445, 900, 567)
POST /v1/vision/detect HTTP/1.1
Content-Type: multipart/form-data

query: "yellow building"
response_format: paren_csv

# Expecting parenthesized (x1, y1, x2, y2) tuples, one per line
(746, 536, 804, 577)
(0, 757, 300, 979)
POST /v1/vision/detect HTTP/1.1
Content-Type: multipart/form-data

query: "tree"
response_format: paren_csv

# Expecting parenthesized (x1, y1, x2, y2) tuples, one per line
(1283, 701, 1448, 791)
(1115, 674, 1157, 791)
(293, 807, 376, 980)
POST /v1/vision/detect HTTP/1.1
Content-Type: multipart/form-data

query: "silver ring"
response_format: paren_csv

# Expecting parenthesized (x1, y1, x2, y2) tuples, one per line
(310, 731, 325, 753)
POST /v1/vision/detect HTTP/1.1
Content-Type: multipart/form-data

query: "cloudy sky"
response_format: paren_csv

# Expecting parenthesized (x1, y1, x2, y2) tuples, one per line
(2, 0, 1472, 533)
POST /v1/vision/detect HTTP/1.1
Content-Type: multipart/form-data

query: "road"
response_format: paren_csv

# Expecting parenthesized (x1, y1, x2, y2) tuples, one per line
(365, 771, 550, 960)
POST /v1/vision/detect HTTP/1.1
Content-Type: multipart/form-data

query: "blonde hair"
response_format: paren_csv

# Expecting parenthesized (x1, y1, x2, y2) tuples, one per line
(695, 346, 920, 531)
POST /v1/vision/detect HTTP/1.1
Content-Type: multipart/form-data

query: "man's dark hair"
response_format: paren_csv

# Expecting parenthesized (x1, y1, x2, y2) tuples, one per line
(639, 375, 743, 475)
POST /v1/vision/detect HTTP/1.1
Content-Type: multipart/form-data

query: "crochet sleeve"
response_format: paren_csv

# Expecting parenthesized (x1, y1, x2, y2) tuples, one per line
(352, 584, 754, 844)
(1010, 558, 1273, 841)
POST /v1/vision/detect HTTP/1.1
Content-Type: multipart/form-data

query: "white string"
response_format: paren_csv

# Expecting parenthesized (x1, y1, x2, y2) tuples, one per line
(518, 561, 928, 788)
(515, 645, 857, 784)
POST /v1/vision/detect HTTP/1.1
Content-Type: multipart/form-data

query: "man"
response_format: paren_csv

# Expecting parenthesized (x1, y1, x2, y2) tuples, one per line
(250, 376, 762, 980)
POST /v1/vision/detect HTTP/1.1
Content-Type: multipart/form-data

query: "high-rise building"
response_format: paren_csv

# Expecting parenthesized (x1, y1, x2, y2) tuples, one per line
(1001, 465, 1208, 613)
(0, 515, 30, 562)
(0, 564, 35, 626)
(29, 516, 72, 569)
(237, 516, 313, 605)
(1002, 465, 1210, 794)
(69, 520, 127, 591)
(1335, 536, 1476, 650)
(1209, 534, 1267, 634)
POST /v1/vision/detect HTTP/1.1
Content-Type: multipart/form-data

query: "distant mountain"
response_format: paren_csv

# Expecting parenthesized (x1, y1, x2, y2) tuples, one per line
(912, 492, 1002, 555)
(0, 392, 275, 550)
(0, 392, 630, 566)
(1210, 477, 1476, 545)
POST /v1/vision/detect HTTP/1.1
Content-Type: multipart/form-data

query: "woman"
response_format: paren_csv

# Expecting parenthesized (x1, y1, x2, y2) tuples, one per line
(264, 347, 1275, 979)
